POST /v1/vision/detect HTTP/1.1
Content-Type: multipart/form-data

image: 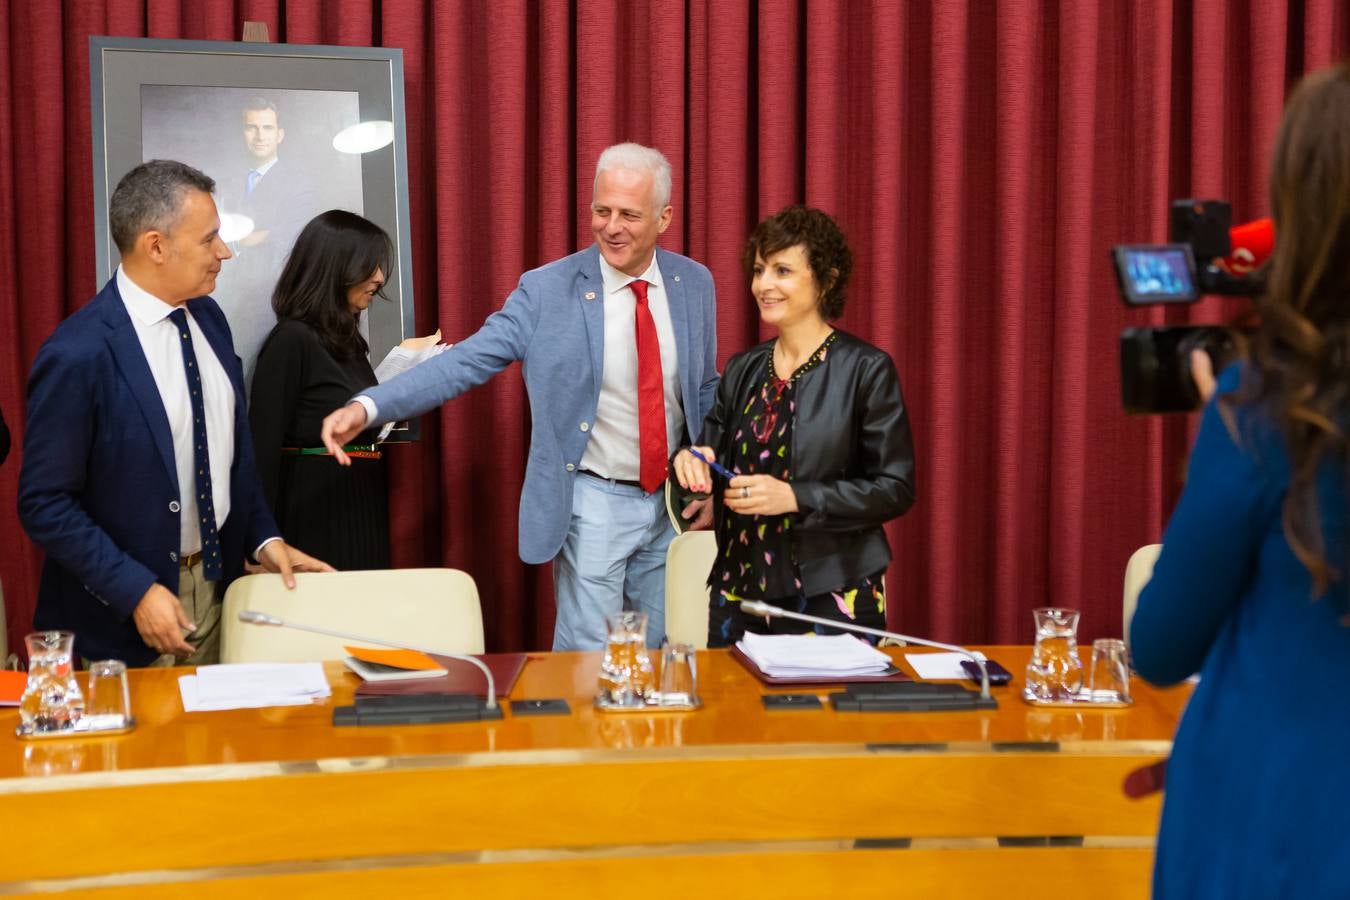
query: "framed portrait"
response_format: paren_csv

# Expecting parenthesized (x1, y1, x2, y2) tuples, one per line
(89, 36, 416, 399)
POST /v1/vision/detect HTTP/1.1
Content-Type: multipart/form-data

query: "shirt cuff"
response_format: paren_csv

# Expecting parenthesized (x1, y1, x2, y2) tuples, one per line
(254, 536, 282, 561)
(352, 395, 378, 427)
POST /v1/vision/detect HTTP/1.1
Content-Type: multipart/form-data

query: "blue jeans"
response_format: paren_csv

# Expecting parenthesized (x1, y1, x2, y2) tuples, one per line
(552, 473, 674, 651)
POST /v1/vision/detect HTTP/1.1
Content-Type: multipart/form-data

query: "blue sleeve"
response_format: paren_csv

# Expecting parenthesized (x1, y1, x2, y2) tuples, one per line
(360, 279, 540, 425)
(18, 338, 157, 615)
(1130, 368, 1283, 685)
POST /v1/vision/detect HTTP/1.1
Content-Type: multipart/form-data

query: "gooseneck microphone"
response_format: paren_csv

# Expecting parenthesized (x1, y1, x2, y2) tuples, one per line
(236, 610, 497, 709)
(737, 600, 992, 701)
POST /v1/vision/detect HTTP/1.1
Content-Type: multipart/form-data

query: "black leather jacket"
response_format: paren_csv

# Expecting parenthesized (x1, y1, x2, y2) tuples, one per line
(698, 330, 916, 595)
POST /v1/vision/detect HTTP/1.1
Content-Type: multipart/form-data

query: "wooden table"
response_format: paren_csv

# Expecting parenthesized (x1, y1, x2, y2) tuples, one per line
(0, 647, 1188, 898)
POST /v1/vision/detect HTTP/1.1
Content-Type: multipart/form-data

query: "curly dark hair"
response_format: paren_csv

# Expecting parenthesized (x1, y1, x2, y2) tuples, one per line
(1224, 61, 1350, 592)
(271, 210, 392, 359)
(741, 205, 853, 319)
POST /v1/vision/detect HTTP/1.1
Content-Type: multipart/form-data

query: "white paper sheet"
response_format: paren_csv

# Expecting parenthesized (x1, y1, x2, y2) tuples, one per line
(178, 662, 331, 712)
(904, 650, 987, 681)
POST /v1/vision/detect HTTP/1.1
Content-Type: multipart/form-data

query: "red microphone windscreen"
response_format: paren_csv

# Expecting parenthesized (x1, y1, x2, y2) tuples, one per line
(1220, 218, 1274, 274)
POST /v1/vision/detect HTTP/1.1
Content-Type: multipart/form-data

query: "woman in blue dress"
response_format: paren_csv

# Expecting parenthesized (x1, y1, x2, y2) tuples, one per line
(1131, 62, 1350, 898)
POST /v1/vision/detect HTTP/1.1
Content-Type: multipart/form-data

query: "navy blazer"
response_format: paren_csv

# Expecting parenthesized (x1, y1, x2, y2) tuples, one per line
(19, 277, 278, 665)
(362, 245, 719, 564)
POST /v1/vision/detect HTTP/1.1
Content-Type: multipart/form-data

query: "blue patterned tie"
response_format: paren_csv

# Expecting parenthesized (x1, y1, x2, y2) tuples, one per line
(246, 169, 261, 197)
(168, 308, 223, 581)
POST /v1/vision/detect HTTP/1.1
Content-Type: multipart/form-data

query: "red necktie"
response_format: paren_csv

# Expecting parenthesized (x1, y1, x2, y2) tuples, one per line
(631, 279, 667, 492)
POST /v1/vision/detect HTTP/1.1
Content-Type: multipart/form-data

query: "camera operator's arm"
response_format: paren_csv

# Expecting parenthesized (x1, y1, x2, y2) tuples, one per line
(1191, 348, 1218, 404)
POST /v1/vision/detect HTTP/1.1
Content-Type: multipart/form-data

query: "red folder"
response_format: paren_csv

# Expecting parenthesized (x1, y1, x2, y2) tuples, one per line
(354, 653, 528, 699)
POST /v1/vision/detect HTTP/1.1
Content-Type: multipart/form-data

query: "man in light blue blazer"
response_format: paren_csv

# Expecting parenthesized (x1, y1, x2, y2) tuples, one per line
(322, 143, 719, 650)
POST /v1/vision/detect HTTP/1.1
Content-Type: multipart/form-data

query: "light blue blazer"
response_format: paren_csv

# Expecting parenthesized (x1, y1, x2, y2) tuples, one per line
(362, 245, 719, 563)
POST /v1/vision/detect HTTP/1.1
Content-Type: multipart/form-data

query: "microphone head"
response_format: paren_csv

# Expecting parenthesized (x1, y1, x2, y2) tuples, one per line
(738, 600, 778, 616)
(238, 610, 282, 626)
(1220, 217, 1274, 274)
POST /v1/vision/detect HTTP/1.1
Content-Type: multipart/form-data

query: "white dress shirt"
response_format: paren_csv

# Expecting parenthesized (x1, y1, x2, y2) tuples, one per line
(580, 253, 685, 481)
(117, 267, 236, 555)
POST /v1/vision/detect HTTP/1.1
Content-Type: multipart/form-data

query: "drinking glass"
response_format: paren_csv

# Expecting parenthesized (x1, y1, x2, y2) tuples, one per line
(19, 631, 85, 733)
(85, 660, 133, 729)
(658, 643, 698, 707)
(597, 611, 655, 707)
(1088, 638, 1132, 704)
(1023, 608, 1084, 702)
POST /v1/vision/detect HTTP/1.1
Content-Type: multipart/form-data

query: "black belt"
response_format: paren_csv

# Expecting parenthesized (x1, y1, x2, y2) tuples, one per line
(577, 469, 647, 490)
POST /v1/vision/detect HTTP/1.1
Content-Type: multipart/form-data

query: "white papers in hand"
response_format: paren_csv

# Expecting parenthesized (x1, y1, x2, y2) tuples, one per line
(373, 342, 449, 384)
(904, 651, 986, 681)
(178, 663, 331, 712)
(737, 632, 892, 677)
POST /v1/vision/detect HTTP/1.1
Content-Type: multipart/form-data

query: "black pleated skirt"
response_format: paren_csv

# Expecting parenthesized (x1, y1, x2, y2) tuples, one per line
(273, 454, 390, 571)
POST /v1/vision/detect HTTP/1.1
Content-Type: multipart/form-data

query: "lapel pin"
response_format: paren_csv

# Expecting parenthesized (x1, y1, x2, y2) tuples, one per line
(674, 275, 681, 282)
(584, 291, 597, 301)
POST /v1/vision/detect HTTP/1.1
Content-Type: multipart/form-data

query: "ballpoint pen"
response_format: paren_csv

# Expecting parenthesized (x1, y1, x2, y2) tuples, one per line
(687, 447, 737, 480)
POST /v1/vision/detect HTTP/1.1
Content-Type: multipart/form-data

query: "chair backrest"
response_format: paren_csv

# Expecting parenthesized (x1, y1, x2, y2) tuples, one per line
(220, 568, 484, 663)
(1122, 544, 1163, 643)
(663, 530, 717, 649)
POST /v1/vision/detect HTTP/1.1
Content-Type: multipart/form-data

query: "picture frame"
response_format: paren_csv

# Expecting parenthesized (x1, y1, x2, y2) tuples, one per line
(89, 37, 417, 420)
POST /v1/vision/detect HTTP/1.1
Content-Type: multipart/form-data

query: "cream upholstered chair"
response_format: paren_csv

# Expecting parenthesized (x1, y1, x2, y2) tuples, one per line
(1122, 544, 1163, 643)
(220, 568, 484, 663)
(663, 530, 718, 649)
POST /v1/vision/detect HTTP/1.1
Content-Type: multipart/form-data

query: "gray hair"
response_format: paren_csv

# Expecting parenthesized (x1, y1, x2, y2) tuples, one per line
(109, 160, 216, 254)
(593, 142, 672, 210)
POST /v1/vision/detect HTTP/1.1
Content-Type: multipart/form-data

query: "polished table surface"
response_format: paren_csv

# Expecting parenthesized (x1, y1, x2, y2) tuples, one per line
(0, 646, 1190, 898)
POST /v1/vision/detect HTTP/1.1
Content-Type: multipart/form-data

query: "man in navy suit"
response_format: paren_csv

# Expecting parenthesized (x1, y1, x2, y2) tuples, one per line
(321, 143, 719, 650)
(19, 160, 331, 667)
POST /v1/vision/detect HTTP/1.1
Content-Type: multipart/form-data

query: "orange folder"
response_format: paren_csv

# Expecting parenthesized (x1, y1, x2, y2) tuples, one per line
(0, 670, 26, 706)
(343, 645, 444, 672)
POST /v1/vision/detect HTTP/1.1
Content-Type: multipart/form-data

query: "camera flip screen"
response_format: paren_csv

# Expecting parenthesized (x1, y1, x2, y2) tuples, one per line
(1113, 244, 1199, 304)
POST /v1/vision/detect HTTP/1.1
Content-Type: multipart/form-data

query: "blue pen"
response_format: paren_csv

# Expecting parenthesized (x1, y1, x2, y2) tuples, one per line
(688, 447, 737, 480)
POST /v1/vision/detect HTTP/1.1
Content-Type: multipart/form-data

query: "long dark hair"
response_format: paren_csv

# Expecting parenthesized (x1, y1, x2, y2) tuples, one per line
(271, 210, 392, 359)
(1226, 62, 1350, 592)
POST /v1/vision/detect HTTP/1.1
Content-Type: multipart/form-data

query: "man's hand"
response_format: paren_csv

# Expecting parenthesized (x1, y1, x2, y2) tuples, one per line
(320, 401, 370, 467)
(132, 583, 196, 657)
(681, 496, 714, 531)
(257, 540, 336, 589)
(725, 474, 799, 517)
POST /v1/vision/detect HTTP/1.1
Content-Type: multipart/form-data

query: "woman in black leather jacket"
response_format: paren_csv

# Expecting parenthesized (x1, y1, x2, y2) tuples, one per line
(673, 206, 916, 646)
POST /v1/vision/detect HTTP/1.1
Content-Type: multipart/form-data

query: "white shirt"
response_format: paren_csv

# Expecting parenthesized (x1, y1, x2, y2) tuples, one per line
(117, 267, 236, 555)
(580, 253, 684, 480)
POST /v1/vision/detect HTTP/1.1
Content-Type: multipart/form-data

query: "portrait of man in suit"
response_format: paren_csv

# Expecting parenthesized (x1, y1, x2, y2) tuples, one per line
(139, 86, 366, 381)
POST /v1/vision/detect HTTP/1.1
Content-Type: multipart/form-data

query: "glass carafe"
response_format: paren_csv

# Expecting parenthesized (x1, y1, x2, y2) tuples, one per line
(19, 631, 85, 733)
(597, 611, 655, 707)
(1023, 608, 1084, 702)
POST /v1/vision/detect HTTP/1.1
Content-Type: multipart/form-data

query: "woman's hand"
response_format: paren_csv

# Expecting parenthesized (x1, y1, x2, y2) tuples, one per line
(725, 474, 798, 516)
(400, 328, 442, 352)
(673, 445, 716, 494)
(1190, 348, 1218, 403)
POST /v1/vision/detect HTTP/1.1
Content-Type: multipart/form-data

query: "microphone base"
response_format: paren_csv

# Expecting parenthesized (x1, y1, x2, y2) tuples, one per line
(333, 693, 504, 726)
(830, 682, 997, 712)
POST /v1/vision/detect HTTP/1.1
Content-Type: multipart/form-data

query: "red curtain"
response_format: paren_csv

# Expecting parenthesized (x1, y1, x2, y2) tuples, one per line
(1, 1, 1348, 655)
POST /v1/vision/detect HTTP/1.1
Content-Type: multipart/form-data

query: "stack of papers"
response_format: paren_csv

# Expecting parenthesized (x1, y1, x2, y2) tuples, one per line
(178, 663, 332, 712)
(737, 632, 892, 678)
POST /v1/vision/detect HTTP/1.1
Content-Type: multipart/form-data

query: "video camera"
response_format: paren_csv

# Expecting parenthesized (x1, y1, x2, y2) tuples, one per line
(1112, 200, 1271, 413)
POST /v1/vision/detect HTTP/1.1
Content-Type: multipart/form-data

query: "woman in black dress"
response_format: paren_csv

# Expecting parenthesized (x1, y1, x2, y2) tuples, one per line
(673, 206, 916, 646)
(249, 210, 392, 570)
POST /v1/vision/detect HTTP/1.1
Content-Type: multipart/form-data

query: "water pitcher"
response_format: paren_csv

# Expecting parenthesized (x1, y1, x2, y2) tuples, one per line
(1024, 608, 1084, 702)
(597, 611, 655, 707)
(19, 631, 85, 733)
